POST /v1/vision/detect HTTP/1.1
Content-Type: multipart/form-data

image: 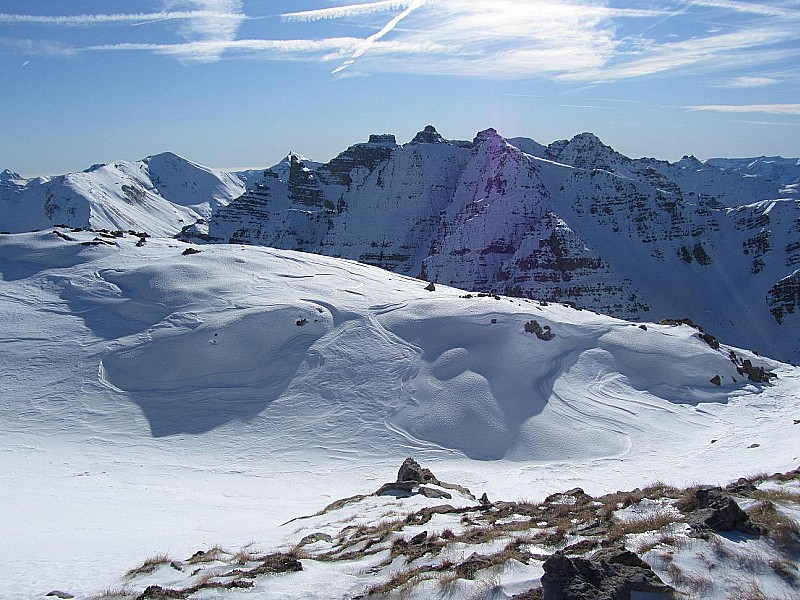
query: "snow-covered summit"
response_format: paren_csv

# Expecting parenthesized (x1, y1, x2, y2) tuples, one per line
(0, 168, 22, 182)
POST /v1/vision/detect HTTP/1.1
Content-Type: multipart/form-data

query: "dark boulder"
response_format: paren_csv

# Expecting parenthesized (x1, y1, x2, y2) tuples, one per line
(397, 457, 438, 484)
(540, 545, 673, 599)
(688, 487, 764, 535)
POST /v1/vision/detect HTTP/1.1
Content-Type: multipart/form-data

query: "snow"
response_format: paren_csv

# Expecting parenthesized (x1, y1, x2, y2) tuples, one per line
(0, 228, 799, 599)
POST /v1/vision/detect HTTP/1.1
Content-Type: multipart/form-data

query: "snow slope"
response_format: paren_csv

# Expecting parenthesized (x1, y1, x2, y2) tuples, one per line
(0, 153, 246, 236)
(1, 228, 798, 599)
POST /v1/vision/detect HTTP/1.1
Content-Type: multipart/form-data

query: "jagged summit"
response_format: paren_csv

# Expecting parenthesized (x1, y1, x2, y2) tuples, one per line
(546, 132, 623, 170)
(409, 125, 447, 145)
(473, 127, 501, 146)
(0, 168, 22, 182)
(367, 133, 398, 146)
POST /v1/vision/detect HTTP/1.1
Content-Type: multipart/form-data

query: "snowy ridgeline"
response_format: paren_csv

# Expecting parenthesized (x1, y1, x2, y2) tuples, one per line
(2, 128, 799, 364)
(0, 228, 799, 598)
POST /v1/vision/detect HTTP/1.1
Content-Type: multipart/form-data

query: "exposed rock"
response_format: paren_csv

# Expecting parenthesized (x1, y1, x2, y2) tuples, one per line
(725, 478, 757, 495)
(409, 125, 446, 145)
(540, 545, 673, 600)
(45, 592, 74, 599)
(425, 281, 436, 291)
(688, 487, 765, 535)
(455, 552, 494, 579)
(710, 375, 722, 386)
(181, 247, 201, 256)
(397, 457, 438, 484)
(299, 532, 333, 546)
(545, 488, 593, 506)
(525, 319, 554, 340)
(375, 481, 417, 497)
(419, 486, 452, 499)
(408, 531, 428, 545)
(767, 270, 800, 324)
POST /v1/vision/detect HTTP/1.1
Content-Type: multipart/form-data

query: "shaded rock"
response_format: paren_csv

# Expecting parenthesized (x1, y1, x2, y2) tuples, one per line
(299, 532, 333, 546)
(545, 487, 592, 506)
(540, 545, 673, 600)
(455, 552, 493, 579)
(480, 492, 491, 506)
(688, 487, 765, 535)
(419, 485, 452, 499)
(397, 457, 438, 484)
(408, 531, 428, 545)
(425, 281, 436, 291)
(375, 481, 417, 496)
(181, 247, 201, 255)
(45, 592, 74, 599)
(223, 553, 302, 578)
(710, 375, 722, 386)
(725, 478, 757, 495)
(525, 319, 554, 340)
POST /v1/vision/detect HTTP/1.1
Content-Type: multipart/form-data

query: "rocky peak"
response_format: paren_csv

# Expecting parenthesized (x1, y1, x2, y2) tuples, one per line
(409, 125, 446, 145)
(472, 128, 501, 148)
(546, 132, 623, 171)
(367, 134, 398, 146)
(0, 168, 22, 182)
(676, 155, 704, 170)
(320, 136, 399, 187)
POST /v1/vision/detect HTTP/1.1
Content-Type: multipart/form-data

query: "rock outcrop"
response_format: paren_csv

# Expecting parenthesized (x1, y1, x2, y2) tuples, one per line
(540, 545, 673, 600)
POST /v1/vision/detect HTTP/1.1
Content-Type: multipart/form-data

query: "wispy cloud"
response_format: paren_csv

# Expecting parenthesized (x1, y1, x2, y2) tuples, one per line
(688, 103, 800, 115)
(722, 75, 779, 87)
(3, 0, 799, 83)
(0, 11, 241, 26)
(282, 1, 415, 23)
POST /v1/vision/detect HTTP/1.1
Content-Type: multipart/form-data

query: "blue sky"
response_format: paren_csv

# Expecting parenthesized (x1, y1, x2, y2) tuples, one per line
(1, 0, 798, 176)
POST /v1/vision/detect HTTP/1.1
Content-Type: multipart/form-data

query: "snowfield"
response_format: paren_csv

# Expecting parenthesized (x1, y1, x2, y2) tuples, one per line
(0, 228, 798, 599)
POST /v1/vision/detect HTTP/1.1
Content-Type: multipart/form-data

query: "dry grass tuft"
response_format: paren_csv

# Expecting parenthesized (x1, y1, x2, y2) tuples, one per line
(186, 544, 229, 564)
(123, 553, 172, 578)
(608, 512, 681, 541)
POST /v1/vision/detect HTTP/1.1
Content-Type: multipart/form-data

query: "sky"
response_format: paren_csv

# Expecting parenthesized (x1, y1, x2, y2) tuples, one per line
(0, 0, 798, 177)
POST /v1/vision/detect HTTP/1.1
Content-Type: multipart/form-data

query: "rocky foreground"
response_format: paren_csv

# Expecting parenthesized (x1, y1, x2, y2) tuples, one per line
(62, 460, 800, 600)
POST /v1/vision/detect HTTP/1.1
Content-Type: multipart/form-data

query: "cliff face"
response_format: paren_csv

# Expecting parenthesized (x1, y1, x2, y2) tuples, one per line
(204, 126, 799, 361)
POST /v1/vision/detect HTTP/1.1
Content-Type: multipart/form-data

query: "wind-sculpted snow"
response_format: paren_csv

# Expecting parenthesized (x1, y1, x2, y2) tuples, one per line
(1, 228, 799, 598)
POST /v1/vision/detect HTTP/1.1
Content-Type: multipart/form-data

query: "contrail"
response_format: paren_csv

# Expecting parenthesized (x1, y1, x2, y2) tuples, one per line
(332, 0, 426, 74)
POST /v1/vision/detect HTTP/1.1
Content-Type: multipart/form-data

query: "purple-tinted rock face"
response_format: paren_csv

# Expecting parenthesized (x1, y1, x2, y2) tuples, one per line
(206, 127, 800, 361)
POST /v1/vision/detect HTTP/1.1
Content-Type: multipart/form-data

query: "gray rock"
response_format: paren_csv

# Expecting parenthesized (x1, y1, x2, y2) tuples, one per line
(45, 592, 74, 599)
(540, 545, 673, 600)
(418, 485, 452, 499)
(397, 457, 438, 484)
(689, 487, 764, 535)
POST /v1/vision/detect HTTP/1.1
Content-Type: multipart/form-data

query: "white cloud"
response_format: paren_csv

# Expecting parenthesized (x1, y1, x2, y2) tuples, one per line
(688, 104, 800, 115)
(723, 75, 779, 87)
(0, 11, 240, 26)
(4, 0, 798, 83)
(282, 1, 415, 23)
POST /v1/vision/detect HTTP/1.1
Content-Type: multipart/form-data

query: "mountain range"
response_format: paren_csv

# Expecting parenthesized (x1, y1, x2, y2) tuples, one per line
(2, 126, 798, 362)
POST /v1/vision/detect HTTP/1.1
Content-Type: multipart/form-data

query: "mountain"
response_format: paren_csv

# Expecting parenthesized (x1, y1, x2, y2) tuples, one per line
(1, 227, 798, 598)
(0, 152, 247, 236)
(200, 126, 800, 363)
(3, 128, 797, 361)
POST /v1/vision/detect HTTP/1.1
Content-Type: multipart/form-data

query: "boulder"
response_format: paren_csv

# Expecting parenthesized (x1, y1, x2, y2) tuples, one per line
(540, 545, 673, 599)
(397, 458, 438, 484)
(688, 487, 764, 535)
